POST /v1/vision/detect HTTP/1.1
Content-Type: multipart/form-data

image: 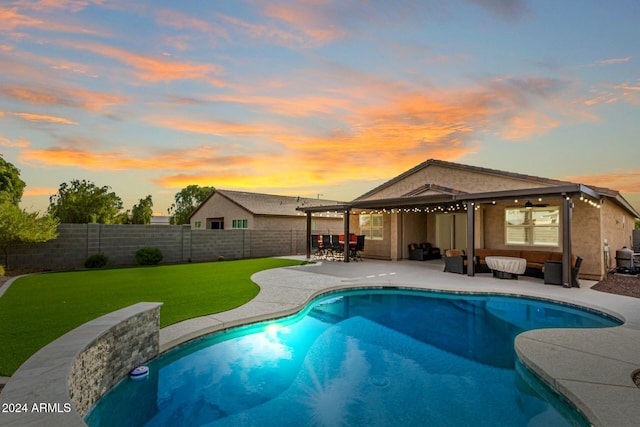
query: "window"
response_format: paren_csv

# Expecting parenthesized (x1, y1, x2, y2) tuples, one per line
(232, 219, 249, 229)
(359, 214, 383, 240)
(210, 218, 224, 229)
(505, 207, 559, 246)
(194, 221, 202, 229)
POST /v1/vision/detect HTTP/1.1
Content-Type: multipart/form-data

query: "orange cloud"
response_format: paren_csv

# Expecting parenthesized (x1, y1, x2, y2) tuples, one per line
(12, 112, 78, 125)
(19, 145, 254, 173)
(142, 74, 574, 190)
(0, 133, 30, 148)
(562, 170, 640, 194)
(66, 41, 225, 85)
(207, 93, 354, 117)
(143, 115, 289, 138)
(497, 112, 560, 141)
(0, 4, 103, 35)
(0, 84, 128, 111)
(23, 186, 57, 196)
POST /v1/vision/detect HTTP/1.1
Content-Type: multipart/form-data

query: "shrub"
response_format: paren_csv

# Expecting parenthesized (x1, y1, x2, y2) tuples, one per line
(0, 264, 4, 277)
(135, 247, 163, 265)
(218, 255, 225, 261)
(84, 253, 109, 269)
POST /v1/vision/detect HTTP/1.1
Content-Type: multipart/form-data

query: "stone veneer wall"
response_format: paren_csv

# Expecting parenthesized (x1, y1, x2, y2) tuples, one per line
(69, 305, 161, 418)
(0, 303, 162, 427)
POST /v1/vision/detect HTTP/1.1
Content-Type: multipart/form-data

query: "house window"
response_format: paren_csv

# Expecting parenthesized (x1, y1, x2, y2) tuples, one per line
(505, 207, 559, 246)
(194, 221, 202, 229)
(232, 219, 249, 229)
(359, 214, 383, 240)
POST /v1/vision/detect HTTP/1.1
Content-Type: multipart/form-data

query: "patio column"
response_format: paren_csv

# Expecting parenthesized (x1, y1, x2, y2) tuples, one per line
(343, 209, 350, 262)
(305, 211, 312, 260)
(466, 202, 475, 276)
(562, 196, 573, 287)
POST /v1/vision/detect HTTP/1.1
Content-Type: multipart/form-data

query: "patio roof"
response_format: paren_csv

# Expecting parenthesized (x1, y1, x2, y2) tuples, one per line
(297, 183, 615, 214)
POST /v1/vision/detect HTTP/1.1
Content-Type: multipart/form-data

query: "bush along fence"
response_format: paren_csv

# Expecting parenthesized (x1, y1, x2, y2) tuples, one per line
(7, 224, 309, 270)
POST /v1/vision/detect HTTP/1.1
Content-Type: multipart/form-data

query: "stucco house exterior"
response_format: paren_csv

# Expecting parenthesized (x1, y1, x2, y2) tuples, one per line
(299, 159, 640, 282)
(189, 189, 344, 233)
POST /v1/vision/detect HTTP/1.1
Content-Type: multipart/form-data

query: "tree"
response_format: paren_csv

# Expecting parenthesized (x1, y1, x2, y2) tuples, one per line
(0, 201, 59, 269)
(48, 179, 123, 224)
(169, 185, 214, 225)
(113, 210, 132, 224)
(131, 195, 153, 224)
(0, 155, 26, 205)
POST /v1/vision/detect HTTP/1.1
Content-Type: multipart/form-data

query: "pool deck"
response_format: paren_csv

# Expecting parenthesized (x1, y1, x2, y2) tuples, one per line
(161, 257, 640, 427)
(1, 258, 639, 426)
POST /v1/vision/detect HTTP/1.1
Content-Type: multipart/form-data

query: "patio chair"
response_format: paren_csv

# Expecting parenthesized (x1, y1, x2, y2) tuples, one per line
(331, 235, 343, 260)
(443, 249, 469, 274)
(543, 256, 583, 287)
(321, 235, 332, 259)
(311, 234, 322, 259)
(349, 235, 365, 262)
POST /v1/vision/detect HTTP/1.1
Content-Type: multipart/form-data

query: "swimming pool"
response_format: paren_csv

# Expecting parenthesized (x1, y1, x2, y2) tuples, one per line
(86, 289, 621, 426)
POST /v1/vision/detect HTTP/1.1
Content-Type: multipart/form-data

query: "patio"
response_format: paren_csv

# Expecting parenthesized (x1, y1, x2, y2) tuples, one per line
(161, 257, 640, 427)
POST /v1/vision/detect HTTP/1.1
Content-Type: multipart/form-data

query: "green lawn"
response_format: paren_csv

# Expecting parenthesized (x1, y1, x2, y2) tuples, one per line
(0, 258, 307, 376)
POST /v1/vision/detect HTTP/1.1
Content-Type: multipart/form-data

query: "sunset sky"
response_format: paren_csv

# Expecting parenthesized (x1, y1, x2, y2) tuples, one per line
(1, 0, 639, 215)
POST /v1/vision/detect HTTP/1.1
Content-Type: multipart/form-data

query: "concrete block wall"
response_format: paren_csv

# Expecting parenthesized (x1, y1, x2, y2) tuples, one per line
(7, 224, 307, 270)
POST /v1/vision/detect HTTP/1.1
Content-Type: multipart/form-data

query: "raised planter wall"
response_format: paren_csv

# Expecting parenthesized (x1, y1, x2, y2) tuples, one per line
(0, 303, 162, 426)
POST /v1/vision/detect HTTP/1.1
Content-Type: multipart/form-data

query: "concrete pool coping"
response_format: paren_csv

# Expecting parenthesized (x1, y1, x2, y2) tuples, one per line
(160, 257, 640, 427)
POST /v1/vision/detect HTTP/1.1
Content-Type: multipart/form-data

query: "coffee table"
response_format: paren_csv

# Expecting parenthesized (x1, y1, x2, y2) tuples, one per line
(485, 256, 527, 279)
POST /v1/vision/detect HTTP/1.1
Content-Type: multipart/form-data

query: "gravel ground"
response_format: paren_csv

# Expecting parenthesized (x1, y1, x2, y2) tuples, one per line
(591, 271, 640, 299)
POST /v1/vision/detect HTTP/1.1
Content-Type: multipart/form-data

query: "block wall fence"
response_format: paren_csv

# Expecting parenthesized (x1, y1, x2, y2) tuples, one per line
(8, 224, 309, 269)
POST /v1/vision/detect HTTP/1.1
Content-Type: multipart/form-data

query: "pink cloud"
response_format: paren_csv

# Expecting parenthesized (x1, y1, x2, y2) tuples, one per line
(216, 13, 306, 47)
(261, 3, 350, 45)
(155, 8, 229, 41)
(597, 57, 631, 65)
(12, 0, 92, 13)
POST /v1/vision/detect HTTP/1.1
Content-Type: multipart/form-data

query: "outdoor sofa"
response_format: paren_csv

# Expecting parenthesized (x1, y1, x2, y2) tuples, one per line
(444, 248, 583, 286)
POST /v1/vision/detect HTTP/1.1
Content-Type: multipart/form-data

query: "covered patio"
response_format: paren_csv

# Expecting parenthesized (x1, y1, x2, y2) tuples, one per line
(299, 184, 608, 288)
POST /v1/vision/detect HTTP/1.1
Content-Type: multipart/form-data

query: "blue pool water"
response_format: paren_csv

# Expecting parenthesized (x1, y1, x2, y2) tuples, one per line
(86, 289, 621, 427)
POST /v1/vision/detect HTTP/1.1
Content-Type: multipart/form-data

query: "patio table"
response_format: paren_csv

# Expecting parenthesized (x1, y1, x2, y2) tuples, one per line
(485, 255, 526, 280)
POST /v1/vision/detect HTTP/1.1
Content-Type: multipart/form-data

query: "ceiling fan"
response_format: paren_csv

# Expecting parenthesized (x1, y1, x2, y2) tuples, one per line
(519, 199, 549, 208)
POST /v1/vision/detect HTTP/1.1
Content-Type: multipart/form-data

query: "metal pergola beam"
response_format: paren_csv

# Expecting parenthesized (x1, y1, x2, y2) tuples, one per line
(298, 184, 600, 273)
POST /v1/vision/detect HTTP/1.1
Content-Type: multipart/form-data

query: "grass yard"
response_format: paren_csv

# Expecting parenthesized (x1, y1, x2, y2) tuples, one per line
(0, 258, 307, 376)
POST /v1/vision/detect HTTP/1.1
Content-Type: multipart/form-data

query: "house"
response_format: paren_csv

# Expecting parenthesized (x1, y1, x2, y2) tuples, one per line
(189, 189, 345, 233)
(298, 159, 640, 282)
